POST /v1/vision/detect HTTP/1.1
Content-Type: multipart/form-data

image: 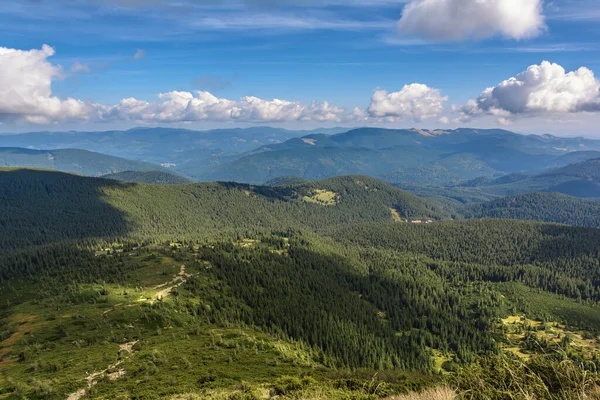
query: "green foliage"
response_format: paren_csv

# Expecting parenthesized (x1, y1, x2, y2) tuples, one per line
(461, 192, 600, 227)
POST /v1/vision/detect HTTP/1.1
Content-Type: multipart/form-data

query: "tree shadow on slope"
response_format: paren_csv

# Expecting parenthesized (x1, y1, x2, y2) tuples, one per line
(0, 169, 132, 250)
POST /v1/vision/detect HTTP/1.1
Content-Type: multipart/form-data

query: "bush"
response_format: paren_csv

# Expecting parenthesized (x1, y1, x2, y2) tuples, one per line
(273, 376, 304, 395)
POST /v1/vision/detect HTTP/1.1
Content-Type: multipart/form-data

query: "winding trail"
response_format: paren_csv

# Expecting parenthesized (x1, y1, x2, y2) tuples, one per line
(67, 266, 191, 399)
(66, 341, 138, 400)
(153, 265, 189, 303)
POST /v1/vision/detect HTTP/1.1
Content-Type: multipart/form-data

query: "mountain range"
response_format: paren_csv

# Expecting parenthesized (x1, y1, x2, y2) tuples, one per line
(194, 128, 600, 184)
(0, 147, 164, 177)
(4, 127, 600, 186)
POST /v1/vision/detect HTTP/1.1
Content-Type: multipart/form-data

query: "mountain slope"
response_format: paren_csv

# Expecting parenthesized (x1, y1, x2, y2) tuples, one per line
(0, 147, 163, 177)
(461, 192, 600, 227)
(452, 159, 600, 200)
(0, 169, 445, 250)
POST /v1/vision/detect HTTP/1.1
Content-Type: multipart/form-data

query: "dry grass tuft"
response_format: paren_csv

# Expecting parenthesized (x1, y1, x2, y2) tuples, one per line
(385, 386, 455, 400)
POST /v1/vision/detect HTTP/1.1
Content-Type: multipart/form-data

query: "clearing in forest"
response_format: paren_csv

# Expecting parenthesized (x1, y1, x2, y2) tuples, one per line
(302, 189, 339, 206)
(501, 315, 600, 359)
(390, 207, 405, 222)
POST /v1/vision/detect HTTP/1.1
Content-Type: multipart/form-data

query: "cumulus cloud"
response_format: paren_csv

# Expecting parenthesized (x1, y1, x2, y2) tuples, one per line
(368, 83, 448, 122)
(457, 61, 600, 122)
(98, 91, 352, 123)
(0, 45, 91, 124)
(397, 0, 545, 41)
(0, 44, 449, 126)
(0, 44, 364, 125)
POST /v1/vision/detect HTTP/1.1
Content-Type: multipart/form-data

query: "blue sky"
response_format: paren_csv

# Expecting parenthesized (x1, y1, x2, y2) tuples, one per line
(1, 0, 600, 136)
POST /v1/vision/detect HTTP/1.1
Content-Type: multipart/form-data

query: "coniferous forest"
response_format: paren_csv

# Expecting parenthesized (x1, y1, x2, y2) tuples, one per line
(2, 168, 600, 399)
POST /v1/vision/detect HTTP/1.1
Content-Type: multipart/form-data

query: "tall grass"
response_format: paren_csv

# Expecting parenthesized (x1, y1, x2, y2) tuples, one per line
(452, 353, 600, 400)
(385, 386, 455, 400)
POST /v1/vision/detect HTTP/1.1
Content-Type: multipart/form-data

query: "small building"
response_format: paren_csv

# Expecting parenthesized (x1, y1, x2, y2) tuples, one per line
(411, 219, 433, 224)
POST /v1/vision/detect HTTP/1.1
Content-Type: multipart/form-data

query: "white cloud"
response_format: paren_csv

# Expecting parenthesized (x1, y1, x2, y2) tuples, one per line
(368, 83, 448, 122)
(0, 45, 91, 124)
(458, 61, 600, 121)
(99, 91, 352, 123)
(397, 0, 545, 41)
(0, 45, 364, 125)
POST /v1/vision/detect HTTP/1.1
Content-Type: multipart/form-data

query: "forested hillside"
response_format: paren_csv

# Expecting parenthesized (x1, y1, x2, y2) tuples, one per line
(461, 192, 600, 227)
(3, 169, 600, 399)
(0, 169, 445, 250)
(447, 159, 600, 201)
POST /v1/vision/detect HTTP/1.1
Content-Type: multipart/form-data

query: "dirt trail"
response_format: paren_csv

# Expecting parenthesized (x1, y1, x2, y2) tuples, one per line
(66, 341, 138, 400)
(68, 266, 191, 398)
(153, 265, 189, 303)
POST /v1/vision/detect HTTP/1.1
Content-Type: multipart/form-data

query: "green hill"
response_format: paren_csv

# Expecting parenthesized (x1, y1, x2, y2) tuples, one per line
(3, 169, 600, 399)
(461, 192, 600, 227)
(0, 147, 163, 177)
(0, 169, 445, 250)
(102, 170, 193, 185)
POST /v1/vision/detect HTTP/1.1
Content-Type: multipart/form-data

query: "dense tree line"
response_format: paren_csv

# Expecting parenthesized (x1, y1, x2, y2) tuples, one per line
(461, 192, 600, 228)
(0, 170, 444, 250)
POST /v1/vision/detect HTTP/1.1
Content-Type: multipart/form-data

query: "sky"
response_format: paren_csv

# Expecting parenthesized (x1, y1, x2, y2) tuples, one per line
(1, 0, 600, 137)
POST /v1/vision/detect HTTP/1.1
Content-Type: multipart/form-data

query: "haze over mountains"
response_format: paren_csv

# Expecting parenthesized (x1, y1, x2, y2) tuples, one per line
(2, 126, 600, 204)
(3, 127, 600, 184)
(0, 147, 164, 177)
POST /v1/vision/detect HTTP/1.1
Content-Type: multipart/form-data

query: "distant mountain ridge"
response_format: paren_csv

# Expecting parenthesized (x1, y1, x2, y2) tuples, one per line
(4, 127, 600, 188)
(0, 126, 349, 172)
(0, 147, 164, 177)
(452, 158, 600, 200)
(198, 128, 600, 185)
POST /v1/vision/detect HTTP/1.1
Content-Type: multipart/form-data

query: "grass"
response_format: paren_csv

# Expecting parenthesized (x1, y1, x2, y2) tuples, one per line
(390, 208, 405, 222)
(302, 189, 339, 206)
(431, 350, 452, 373)
(501, 315, 600, 360)
(385, 386, 455, 400)
(497, 282, 600, 331)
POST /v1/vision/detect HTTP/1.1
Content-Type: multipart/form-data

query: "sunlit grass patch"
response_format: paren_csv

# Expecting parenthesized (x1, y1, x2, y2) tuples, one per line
(302, 189, 339, 206)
